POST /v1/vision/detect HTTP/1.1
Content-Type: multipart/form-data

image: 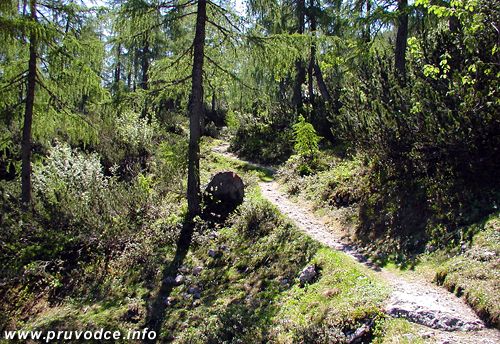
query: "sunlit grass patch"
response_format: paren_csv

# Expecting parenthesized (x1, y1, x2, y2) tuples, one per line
(372, 318, 426, 344)
(269, 247, 388, 342)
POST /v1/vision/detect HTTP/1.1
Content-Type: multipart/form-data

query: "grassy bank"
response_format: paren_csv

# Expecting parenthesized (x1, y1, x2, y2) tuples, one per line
(275, 149, 500, 328)
(1, 139, 392, 343)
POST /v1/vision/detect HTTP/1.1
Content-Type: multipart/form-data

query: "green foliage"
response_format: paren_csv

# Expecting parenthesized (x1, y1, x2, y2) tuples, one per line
(0, 137, 184, 329)
(230, 112, 294, 164)
(154, 134, 189, 194)
(1, 0, 499, 339)
(372, 318, 424, 344)
(326, 0, 500, 254)
(115, 110, 159, 153)
(293, 115, 321, 159)
(33, 142, 108, 207)
(269, 248, 387, 343)
(231, 197, 281, 237)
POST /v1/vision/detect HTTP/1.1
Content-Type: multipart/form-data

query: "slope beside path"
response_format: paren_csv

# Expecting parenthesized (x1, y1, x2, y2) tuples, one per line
(213, 143, 500, 343)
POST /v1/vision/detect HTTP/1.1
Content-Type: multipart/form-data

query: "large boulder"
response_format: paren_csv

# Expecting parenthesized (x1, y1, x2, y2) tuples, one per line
(203, 171, 244, 221)
(299, 265, 318, 286)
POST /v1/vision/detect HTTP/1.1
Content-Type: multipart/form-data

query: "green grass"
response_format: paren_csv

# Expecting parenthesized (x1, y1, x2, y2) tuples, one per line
(202, 137, 275, 183)
(275, 146, 500, 333)
(372, 318, 426, 344)
(430, 214, 500, 328)
(269, 248, 388, 343)
(150, 197, 388, 343)
(6, 138, 395, 343)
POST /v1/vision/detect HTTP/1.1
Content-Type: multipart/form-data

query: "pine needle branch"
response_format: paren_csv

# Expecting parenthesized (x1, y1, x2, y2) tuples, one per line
(35, 74, 96, 129)
(205, 55, 257, 91)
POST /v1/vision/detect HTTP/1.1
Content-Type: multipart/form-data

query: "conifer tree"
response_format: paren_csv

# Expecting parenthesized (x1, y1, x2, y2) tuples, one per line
(1, 0, 104, 204)
(186, 0, 207, 221)
(21, 0, 38, 204)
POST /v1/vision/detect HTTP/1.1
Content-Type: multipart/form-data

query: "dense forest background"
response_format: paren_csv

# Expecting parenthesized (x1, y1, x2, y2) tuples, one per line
(1, 0, 499, 342)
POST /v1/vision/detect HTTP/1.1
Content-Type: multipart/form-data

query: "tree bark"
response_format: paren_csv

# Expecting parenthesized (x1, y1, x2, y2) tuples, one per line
(395, 0, 408, 83)
(313, 63, 331, 103)
(133, 49, 138, 91)
(141, 39, 149, 90)
(187, 0, 207, 221)
(211, 90, 216, 113)
(292, 0, 306, 113)
(364, 0, 371, 42)
(307, 0, 317, 107)
(114, 42, 122, 85)
(141, 39, 150, 119)
(21, 0, 37, 205)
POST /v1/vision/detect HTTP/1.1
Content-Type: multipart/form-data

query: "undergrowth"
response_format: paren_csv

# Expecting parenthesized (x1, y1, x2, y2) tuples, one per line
(432, 214, 500, 328)
(1, 138, 391, 343)
(277, 146, 500, 328)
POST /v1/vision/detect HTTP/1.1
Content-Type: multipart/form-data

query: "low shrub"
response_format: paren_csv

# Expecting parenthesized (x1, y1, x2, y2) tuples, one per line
(230, 112, 293, 165)
(230, 197, 282, 237)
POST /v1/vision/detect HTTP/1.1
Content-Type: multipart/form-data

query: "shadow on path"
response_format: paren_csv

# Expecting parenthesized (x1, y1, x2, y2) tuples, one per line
(143, 221, 194, 343)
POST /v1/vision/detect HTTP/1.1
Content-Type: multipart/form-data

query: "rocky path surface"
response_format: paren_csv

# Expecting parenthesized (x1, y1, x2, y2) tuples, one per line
(213, 143, 500, 343)
(260, 182, 499, 343)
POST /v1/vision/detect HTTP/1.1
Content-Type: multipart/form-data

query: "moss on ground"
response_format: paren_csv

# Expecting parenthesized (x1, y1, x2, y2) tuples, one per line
(269, 248, 387, 343)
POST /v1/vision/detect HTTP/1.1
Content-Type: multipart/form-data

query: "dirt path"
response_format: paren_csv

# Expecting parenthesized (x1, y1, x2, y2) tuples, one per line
(213, 143, 500, 343)
(260, 182, 500, 343)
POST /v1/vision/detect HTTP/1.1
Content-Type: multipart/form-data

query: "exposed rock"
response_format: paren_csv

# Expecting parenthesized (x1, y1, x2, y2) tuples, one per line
(164, 274, 186, 286)
(165, 296, 176, 306)
(386, 285, 484, 331)
(174, 274, 185, 285)
(280, 278, 290, 288)
(203, 171, 244, 221)
(192, 266, 203, 276)
(299, 265, 318, 285)
(188, 285, 202, 299)
(347, 320, 373, 344)
(422, 331, 434, 339)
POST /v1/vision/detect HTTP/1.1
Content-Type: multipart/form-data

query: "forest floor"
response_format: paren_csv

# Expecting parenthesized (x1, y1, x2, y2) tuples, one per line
(213, 142, 500, 344)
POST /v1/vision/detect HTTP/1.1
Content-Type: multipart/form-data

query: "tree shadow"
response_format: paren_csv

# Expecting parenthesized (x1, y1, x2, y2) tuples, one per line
(356, 176, 428, 269)
(143, 221, 194, 343)
(239, 162, 275, 182)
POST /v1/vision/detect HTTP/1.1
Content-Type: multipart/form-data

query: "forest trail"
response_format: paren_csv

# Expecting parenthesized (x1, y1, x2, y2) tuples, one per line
(213, 142, 500, 344)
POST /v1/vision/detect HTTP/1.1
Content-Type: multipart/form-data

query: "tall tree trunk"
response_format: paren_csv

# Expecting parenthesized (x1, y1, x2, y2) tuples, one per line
(187, 0, 207, 222)
(141, 39, 150, 118)
(21, 0, 37, 205)
(395, 0, 408, 83)
(307, 0, 316, 108)
(292, 0, 306, 114)
(141, 40, 149, 90)
(314, 63, 331, 103)
(211, 91, 216, 113)
(364, 0, 371, 42)
(114, 42, 122, 85)
(133, 49, 138, 91)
